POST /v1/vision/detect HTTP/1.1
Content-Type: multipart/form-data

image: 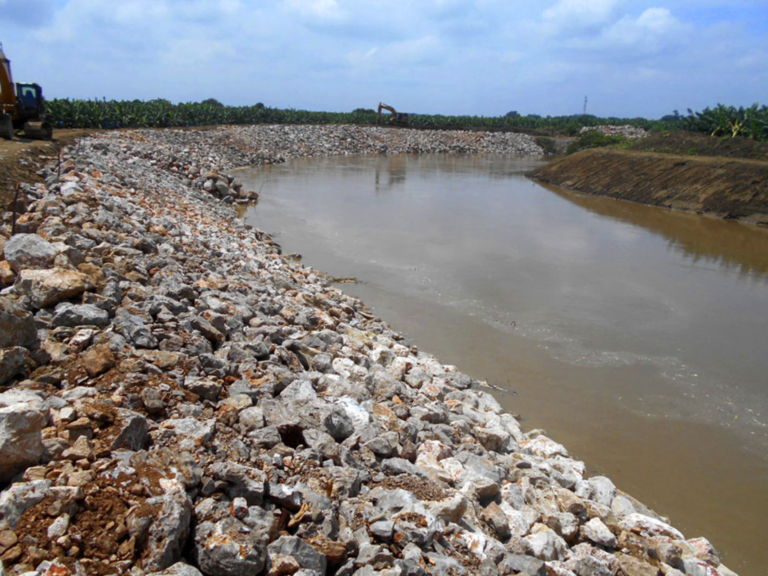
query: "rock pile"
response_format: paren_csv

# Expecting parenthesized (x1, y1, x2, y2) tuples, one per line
(0, 126, 737, 576)
(579, 126, 648, 140)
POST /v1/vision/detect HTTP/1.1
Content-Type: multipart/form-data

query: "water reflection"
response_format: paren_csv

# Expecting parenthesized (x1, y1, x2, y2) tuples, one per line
(374, 156, 407, 193)
(540, 182, 768, 283)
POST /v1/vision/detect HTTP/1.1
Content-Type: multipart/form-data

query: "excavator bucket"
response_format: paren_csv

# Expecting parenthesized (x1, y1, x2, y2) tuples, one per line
(22, 120, 52, 140)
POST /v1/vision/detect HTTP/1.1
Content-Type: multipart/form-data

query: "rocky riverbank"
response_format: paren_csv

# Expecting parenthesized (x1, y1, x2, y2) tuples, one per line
(0, 126, 738, 576)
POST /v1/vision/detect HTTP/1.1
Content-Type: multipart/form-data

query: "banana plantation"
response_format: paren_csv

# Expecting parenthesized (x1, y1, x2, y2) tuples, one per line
(43, 98, 768, 142)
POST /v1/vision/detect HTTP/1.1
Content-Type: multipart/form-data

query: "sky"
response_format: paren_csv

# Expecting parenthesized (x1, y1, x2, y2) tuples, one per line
(0, 0, 766, 119)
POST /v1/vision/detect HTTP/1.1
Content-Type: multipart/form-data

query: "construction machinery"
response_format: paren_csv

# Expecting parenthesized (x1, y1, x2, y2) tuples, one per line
(0, 42, 52, 140)
(377, 102, 409, 127)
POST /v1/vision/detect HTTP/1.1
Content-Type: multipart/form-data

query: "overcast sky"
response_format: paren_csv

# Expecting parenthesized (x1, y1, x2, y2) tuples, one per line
(1, 0, 766, 118)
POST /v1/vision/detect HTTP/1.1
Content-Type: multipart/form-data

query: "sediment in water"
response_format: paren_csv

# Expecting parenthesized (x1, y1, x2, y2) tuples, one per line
(0, 126, 739, 575)
(530, 148, 768, 227)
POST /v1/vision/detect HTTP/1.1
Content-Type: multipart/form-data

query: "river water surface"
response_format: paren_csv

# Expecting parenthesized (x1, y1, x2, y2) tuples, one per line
(239, 154, 768, 575)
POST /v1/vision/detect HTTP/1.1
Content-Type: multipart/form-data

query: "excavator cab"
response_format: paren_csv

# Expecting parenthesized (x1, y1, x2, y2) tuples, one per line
(0, 42, 52, 140)
(16, 83, 44, 117)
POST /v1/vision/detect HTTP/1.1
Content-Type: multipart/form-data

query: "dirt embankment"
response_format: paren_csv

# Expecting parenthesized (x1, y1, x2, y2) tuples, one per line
(0, 130, 95, 211)
(530, 148, 768, 226)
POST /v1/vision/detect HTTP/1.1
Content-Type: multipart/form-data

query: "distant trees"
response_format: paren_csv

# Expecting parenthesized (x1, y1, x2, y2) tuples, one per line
(660, 110, 683, 122)
(505, 111, 520, 118)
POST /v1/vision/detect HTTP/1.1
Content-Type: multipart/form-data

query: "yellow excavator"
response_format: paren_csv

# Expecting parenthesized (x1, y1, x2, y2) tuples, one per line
(377, 102, 409, 127)
(0, 42, 52, 140)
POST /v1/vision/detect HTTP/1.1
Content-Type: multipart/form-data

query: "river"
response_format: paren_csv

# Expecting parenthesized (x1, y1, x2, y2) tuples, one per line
(238, 153, 768, 575)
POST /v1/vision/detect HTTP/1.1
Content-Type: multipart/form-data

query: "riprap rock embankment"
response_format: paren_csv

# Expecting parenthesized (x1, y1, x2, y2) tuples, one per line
(0, 126, 737, 576)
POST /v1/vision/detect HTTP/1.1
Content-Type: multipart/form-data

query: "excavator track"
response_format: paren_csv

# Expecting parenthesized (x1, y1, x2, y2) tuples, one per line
(0, 113, 13, 140)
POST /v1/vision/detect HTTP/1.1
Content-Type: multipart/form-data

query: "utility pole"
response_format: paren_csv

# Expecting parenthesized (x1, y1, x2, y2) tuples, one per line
(583, 96, 588, 115)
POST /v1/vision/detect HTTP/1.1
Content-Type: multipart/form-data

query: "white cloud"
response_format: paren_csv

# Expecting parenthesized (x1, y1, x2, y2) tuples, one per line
(283, 0, 346, 21)
(542, 0, 624, 35)
(601, 7, 688, 53)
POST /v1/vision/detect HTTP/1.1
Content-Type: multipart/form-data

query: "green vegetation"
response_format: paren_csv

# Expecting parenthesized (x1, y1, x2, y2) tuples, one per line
(681, 104, 768, 141)
(565, 131, 626, 155)
(43, 98, 768, 144)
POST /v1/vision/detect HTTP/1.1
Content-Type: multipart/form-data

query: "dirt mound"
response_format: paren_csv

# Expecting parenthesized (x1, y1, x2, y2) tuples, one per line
(530, 148, 768, 226)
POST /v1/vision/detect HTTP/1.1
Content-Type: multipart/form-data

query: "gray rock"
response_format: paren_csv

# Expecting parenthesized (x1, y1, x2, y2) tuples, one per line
(423, 553, 467, 576)
(229, 379, 272, 403)
(115, 313, 158, 349)
(134, 490, 193, 573)
(4, 233, 58, 271)
(184, 376, 222, 401)
(498, 553, 546, 576)
(160, 418, 216, 447)
(147, 563, 203, 576)
(211, 462, 267, 505)
(268, 535, 327, 575)
(382, 458, 424, 477)
(0, 346, 30, 385)
(0, 399, 47, 481)
(238, 406, 265, 432)
(61, 386, 98, 402)
(370, 520, 395, 542)
(523, 527, 568, 561)
(195, 518, 268, 576)
(0, 480, 51, 529)
(249, 425, 282, 448)
(581, 517, 617, 549)
(323, 407, 354, 442)
(429, 493, 468, 524)
(0, 298, 38, 349)
(111, 409, 149, 451)
(587, 476, 617, 507)
(268, 483, 303, 511)
(52, 303, 110, 328)
(355, 542, 395, 570)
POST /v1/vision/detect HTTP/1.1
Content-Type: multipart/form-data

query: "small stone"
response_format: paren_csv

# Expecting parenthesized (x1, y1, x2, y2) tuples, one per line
(370, 520, 395, 542)
(0, 261, 14, 287)
(482, 502, 511, 540)
(267, 536, 327, 575)
(81, 344, 116, 377)
(62, 436, 95, 462)
(47, 513, 70, 539)
(582, 517, 617, 548)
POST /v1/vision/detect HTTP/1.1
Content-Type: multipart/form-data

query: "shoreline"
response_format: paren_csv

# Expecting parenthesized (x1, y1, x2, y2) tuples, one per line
(0, 126, 739, 575)
(529, 148, 768, 227)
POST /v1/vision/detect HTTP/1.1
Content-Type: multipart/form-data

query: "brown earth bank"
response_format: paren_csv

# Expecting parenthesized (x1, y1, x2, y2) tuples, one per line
(529, 148, 768, 227)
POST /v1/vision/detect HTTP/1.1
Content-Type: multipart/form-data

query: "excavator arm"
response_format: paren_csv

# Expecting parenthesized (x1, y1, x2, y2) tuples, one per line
(377, 102, 409, 127)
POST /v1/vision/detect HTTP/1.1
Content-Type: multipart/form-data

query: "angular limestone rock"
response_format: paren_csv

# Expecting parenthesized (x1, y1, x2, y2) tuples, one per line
(15, 268, 90, 309)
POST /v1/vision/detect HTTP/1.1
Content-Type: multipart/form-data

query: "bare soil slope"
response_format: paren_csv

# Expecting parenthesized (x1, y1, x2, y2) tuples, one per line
(530, 148, 768, 226)
(0, 130, 94, 211)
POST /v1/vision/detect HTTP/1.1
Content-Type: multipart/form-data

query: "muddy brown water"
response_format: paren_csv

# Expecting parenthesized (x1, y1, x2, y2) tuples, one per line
(238, 154, 768, 575)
